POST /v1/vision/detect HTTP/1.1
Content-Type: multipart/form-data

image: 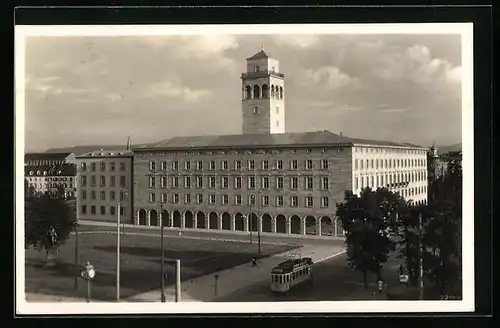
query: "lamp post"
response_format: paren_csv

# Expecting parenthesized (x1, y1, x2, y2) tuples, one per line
(74, 220, 79, 291)
(81, 261, 96, 303)
(160, 199, 166, 303)
(116, 201, 121, 301)
(249, 196, 254, 244)
(256, 190, 261, 257)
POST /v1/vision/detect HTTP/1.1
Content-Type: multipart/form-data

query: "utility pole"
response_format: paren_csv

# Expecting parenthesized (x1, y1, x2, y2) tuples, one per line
(418, 211, 424, 300)
(249, 198, 253, 244)
(74, 220, 79, 291)
(116, 202, 121, 301)
(175, 259, 181, 302)
(257, 191, 261, 256)
(160, 200, 166, 303)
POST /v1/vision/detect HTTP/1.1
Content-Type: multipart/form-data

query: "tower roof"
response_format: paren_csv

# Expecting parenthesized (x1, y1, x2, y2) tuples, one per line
(247, 49, 270, 60)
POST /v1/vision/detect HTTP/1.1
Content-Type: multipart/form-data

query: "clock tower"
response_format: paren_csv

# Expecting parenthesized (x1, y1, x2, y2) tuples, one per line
(241, 47, 285, 135)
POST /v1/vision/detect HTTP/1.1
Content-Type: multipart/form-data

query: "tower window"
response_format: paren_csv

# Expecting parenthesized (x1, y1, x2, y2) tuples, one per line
(276, 121, 279, 127)
(245, 85, 252, 99)
(253, 85, 261, 99)
(262, 84, 269, 98)
(253, 106, 259, 114)
(279, 86, 283, 99)
(254, 65, 260, 72)
(276, 106, 279, 114)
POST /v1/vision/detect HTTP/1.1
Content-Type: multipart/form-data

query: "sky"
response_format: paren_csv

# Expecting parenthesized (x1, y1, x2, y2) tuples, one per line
(23, 32, 463, 152)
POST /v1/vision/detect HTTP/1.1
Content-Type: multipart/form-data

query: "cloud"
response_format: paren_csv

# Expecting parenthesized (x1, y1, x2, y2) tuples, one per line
(302, 66, 360, 90)
(141, 79, 212, 103)
(273, 35, 319, 48)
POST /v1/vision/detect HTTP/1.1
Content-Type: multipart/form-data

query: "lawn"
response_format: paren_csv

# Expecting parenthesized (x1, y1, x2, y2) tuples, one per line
(25, 231, 295, 301)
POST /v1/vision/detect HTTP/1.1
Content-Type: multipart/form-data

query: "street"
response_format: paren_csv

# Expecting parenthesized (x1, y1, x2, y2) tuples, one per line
(215, 251, 403, 302)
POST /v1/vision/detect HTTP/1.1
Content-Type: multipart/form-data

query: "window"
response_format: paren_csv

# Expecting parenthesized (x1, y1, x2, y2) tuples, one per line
(321, 197, 329, 208)
(120, 176, 126, 187)
(184, 161, 191, 170)
(81, 176, 87, 186)
(110, 206, 116, 215)
(276, 196, 284, 207)
(91, 163, 96, 171)
(276, 106, 279, 114)
(81, 190, 87, 200)
(321, 176, 329, 190)
(262, 195, 269, 206)
(184, 194, 191, 204)
(90, 176, 96, 186)
(91, 205, 96, 215)
(248, 160, 255, 170)
(196, 161, 203, 170)
(100, 206, 106, 215)
(110, 176, 116, 187)
(221, 194, 228, 205)
(262, 176, 270, 189)
(253, 106, 259, 114)
(100, 191, 105, 200)
(235, 176, 242, 189)
(291, 196, 298, 207)
(197, 194, 203, 204)
(321, 160, 328, 170)
(196, 176, 203, 188)
(173, 193, 179, 204)
(221, 160, 228, 170)
(209, 176, 216, 188)
(248, 176, 255, 189)
(149, 193, 156, 203)
(276, 176, 284, 189)
(305, 177, 313, 190)
(305, 160, 313, 170)
(355, 177, 359, 189)
(291, 176, 298, 189)
(120, 162, 126, 171)
(172, 161, 179, 170)
(276, 121, 279, 127)
(262, 160, 269, 170)
(209, 194, 216, 204)
(91, 191, 96, 200)
(120, 206, 126, 216)
(81, 163, 87, 172)
(184, 176, 191, 188)
(249, 195, 256, 206)
(81, 205, 87, 214)
(161, 176, 168, 187)
(159, 192, 166, 203)
(290, 160, 298, 170)
(160, 161, 167, 170)
(235, 160, 242, 170)
(222, 176, 229, 188)
(209, 160, 216, 170)
(110, 191, 116, 201)
(306, 196, 313, 207)
(149, 176, 156, 188)
(276, 160, 283, 170)
(235, 195, 242, 205)
(100, 163, 106, 171)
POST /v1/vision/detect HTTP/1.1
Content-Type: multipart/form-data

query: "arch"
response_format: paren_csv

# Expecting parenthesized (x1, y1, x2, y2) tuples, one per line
(271, 85, 275, 98)
(196, 211, 206, 229)
(173, 210, 182, 228)
(253, 85, 261, 99)
(221, 212, 231, 230)
(184, 211, 194, 228)
(290, 215, 301, 234)
(161, 210, 169, 227)
(305, 215, 316, 235)
(249, 213, 258, 232)
(335, 217, 344, 236)
(262, 84, 269, 99)
(262, 214, 272, 232)
(276, 214, 286, 234)
(320, 216, 333, 236)
(209, 212, 218, 230)
(150, 209, 158, 226)
(245, 85, 252, 99)
(138, 209, 147, 225)
(279, 86, 283, 99)
(234, 213, 244, 231)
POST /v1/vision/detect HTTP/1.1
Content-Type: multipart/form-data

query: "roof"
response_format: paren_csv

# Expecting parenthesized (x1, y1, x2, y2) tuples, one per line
(25, 152, 73, 162)
(247, 49, 270, 60)
(46, 145, 133, 154)
(25, 163, 76, 176)
(133, 131, 426, 151)
(75, 149, 134, 158)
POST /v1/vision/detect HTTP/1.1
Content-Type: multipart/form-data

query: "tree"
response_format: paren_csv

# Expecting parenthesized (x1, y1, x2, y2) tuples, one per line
(336, 187, 404, 288)
(25, 191, 76, 257)
(54, 184, 66, 200)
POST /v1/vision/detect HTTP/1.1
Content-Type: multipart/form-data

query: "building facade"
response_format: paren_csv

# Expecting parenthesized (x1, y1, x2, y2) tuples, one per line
(25, 152, 76, 166)
(25, 163, 77, 198)
(75, 150, 134, 224)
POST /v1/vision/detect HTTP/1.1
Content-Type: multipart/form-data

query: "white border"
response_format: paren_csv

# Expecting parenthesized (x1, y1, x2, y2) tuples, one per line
(15, 23, 475, 315)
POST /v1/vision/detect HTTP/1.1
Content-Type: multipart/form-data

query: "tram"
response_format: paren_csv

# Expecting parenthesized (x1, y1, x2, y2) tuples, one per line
(270, 257, 313, 293)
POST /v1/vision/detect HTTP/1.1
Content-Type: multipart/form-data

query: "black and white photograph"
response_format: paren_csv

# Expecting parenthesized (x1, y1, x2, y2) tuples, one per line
(15, 23, 474, 314)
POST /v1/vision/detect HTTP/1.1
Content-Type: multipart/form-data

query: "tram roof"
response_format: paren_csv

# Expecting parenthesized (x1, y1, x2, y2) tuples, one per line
(272, 257, 313, 272)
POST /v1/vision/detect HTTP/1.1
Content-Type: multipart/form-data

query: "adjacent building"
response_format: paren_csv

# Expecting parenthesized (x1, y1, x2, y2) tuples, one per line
(75, 150, 134, 224)
(24, 152, 76, 167)
(129, 49, 428, 238)
(25, 163, 77, 198)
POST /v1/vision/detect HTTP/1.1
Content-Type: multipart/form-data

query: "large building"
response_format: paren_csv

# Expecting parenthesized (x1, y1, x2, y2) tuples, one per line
(75, 150, 134, 224)
(129, 49, 429, 238)
(24, 152, 76, 166)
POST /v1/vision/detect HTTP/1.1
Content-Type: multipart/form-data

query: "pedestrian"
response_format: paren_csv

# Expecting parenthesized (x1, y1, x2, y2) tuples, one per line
(377, 279, 383, 293)
(252, 257, 257, 267)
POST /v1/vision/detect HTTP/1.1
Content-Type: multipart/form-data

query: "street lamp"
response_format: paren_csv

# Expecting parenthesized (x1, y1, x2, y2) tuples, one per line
(116, 191, 128, 301)
(256, 190, 262, 257)
(81, 260, 96, 302)
(74, 220, 79, 291)
(160, 199, 166, 303)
